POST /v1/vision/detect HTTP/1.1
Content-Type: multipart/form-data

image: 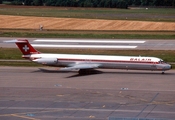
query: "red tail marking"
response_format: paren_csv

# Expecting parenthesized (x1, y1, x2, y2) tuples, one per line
(15, 39, 40, 55)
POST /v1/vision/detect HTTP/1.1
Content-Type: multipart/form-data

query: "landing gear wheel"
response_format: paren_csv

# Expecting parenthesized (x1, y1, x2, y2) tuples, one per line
(78, 69, 91, 75)
(79, 69, 87, 75)
(78, 69, 101, 75)
(161, 71, 165, 74)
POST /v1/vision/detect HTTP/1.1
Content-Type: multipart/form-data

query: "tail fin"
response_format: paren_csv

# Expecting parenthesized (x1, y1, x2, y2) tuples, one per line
(9, 39, 41, 55)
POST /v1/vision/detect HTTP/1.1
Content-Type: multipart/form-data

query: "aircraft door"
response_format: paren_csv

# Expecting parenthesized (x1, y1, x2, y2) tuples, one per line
(84, 58, 91, 63)
(151, 61, 156, 69)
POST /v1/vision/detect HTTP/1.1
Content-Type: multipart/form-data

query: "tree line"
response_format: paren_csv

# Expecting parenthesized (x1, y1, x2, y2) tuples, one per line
(1, 0, 175, 8)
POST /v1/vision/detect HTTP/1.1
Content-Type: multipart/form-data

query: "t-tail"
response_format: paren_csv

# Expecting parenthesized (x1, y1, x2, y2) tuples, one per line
(4, 39, 40, 59)
(15, 39, 40, 55)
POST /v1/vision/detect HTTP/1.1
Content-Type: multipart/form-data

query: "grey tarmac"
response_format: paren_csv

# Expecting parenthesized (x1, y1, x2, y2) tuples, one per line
(0, 37, 175, 50)
(0, 67, 175, 120)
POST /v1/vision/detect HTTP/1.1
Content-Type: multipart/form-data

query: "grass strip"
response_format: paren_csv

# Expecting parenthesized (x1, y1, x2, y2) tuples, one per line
(0, 61, 42, 67)
(0, 6, 175, 22)
(1, 48, 174, 68)
(0, 31, 175, 39)
(1, 48, 175, 62)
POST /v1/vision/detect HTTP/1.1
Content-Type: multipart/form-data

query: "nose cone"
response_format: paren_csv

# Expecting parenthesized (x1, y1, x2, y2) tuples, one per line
(166, 64, 172, 70)
(156, 64, 172, 70)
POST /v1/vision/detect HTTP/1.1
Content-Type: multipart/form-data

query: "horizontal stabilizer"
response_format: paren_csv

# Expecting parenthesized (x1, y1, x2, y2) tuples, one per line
(4, 39, 27, 43)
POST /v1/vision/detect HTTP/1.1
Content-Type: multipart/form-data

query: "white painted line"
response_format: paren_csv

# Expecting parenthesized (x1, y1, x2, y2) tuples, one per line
(34, 39, 145, 43)
(31, 44, 137, 49)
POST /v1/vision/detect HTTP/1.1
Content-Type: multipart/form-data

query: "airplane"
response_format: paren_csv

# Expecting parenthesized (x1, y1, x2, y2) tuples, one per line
(5, 39, 172, 74)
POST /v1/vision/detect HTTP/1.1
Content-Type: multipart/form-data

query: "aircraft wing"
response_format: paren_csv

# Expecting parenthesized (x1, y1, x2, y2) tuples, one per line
(59, 63, 101, 71)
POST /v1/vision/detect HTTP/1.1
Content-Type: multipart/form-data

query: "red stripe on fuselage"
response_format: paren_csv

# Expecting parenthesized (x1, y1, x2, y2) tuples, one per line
(57, 58, 159, 64)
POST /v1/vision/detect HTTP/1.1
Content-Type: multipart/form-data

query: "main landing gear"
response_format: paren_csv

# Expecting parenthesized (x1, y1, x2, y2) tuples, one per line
(78, 69, 91, 75)
(78, 69, 101, 75)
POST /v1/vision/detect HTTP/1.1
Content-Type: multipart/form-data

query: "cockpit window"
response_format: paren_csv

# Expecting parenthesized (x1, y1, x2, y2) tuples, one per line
(159, 60, 165, 64)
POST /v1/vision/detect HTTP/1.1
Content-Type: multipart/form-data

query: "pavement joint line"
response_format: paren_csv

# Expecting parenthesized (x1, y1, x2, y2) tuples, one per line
(0, 107, 175, 114)
(10, 114, 40, 120)
(107, 104, 121, 117)
(135, 93, 159, 118)
(145, 104, 157, 118)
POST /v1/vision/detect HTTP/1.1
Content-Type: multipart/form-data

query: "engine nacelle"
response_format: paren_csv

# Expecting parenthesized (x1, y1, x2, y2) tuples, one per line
(33, 58, 58, 65)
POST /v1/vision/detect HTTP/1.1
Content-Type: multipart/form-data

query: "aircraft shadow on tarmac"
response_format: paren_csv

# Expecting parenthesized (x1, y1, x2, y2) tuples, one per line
(35, 68, 103, 78)
(66, 70, 103, 78)
(33, 68, 174, 78)
(104, 71, 174, 75)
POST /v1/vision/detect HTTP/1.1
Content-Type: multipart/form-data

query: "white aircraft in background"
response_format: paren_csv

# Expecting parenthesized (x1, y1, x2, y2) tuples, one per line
(6, 39, 171, 74)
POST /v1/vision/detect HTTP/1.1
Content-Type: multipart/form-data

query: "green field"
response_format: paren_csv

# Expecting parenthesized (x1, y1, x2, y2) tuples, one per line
(1, 48, 175, 62)
(0, 6, 175, 21)
(0, 6, 175, 67)
(0, 48, 175, 67)
(1, 6, 175, 39)
(0, 6, 175, 39)
(0, 31, 175, 39)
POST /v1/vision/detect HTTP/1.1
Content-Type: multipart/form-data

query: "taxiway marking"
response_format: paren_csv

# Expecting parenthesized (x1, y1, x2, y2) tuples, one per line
(31, 44, 137, 49)
(34, 39, 145, 43)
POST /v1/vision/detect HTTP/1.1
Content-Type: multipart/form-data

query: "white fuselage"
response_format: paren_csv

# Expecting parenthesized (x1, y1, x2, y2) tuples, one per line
(23, 53, 172, 71)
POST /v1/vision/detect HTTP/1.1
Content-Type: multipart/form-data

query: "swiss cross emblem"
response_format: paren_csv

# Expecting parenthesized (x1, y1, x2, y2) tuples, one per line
(23, 45, 29, 52)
